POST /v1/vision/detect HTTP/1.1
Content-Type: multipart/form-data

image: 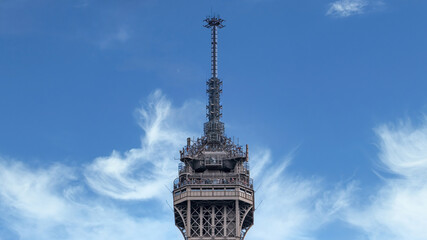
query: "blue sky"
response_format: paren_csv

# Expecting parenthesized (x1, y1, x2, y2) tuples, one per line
(0, 0, 427, 239)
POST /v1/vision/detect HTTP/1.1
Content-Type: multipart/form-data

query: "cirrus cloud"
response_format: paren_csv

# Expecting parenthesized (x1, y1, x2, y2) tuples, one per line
(84, 90, 202, 200)
(344, 118, 427, 240)
(327, 0, 369, 17)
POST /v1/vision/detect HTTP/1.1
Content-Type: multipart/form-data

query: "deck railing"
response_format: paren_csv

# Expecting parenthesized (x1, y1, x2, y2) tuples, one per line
(173, 178, 253, 189)
(178, 162, 250, 175)
(173, 188, 253, 202)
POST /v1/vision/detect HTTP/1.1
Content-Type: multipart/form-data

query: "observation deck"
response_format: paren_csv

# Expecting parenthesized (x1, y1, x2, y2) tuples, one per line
(173, 184, 254, 205)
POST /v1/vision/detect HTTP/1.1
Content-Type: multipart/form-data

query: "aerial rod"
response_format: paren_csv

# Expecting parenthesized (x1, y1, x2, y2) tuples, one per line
(203, 15, 225, 143)
(204, 16, 224, 78)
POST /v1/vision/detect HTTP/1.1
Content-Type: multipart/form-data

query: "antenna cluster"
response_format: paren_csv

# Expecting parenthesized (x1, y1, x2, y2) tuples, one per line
(203, 16, 225, 143)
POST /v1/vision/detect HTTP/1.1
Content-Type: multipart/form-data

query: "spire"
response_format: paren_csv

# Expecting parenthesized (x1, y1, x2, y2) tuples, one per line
(203, 16, 225, 143)
(204, 16, 224, 78)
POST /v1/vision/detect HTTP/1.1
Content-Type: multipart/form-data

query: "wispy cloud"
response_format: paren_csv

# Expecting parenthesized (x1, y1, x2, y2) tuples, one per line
(85, 90, 202, 200)
(98, 26, 131, 49)
(248, 149, 355, 240)
(0, 159, 179, 240)
(344, 118, 427, 240)
(327, 0, 369, 17)
(0, 90, 202, 240)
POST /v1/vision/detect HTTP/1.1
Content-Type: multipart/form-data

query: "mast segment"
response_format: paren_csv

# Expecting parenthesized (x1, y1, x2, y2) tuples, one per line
(204, 16, 225, 144)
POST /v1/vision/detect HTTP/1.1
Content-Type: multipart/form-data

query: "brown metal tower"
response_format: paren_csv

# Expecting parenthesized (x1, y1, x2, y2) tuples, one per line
(173, 16, 254, 240)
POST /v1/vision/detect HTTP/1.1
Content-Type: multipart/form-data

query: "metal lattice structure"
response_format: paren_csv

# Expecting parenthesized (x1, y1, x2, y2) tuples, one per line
(173, 16, 254, 240)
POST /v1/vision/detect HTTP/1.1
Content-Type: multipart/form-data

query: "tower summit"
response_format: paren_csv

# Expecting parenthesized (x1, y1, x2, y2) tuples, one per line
(173, 16, 254, 240)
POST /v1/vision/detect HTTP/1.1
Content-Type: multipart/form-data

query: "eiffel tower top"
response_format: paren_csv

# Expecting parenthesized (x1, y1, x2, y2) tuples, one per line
(173, 17, 254, 239)
(179, 16, 247, 160)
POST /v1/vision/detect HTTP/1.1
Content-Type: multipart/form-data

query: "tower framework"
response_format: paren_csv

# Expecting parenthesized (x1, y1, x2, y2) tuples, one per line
(173, 16, 254, 240)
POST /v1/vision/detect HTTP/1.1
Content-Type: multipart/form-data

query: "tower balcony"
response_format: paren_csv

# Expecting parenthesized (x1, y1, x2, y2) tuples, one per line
(173, 177, 254, 206)
(173, 184, 254, 205)
(174, 177, 253, 190)
(178, 162, 250, 176)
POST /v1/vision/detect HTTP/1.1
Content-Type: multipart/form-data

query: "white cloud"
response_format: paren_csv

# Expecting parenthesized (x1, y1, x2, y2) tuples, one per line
(99, 26, 131, 49)
(0, 159, 180, 240)
(345, 118, 427, 240)
(85, 90, 202, 200)
(0, 161, 73, 221)
(247, 149, 356, 240)
(327, 0, 368, 17)
(0, 90, 203, 240)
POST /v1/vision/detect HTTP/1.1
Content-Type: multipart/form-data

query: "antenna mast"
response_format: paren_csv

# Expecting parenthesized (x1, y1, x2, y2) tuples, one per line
(204, 16, 225, 144)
